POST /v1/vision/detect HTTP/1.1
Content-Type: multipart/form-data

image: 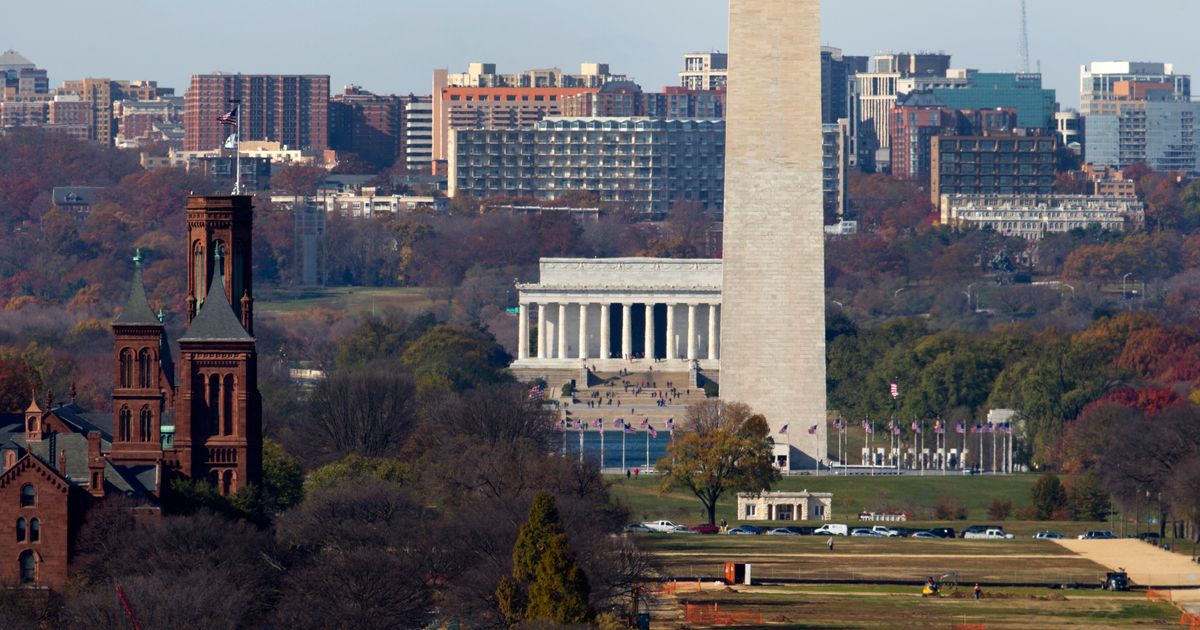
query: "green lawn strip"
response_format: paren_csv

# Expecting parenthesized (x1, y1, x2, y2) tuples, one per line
(257, 287, 439, 314)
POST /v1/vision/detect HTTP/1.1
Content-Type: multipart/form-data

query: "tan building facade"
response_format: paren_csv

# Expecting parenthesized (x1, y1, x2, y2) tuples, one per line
(721, 0, 827, 469)
(737, 491, 832, 522)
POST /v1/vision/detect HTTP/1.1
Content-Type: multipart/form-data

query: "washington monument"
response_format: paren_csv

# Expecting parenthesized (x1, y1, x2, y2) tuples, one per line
(720, 0, 826, 469)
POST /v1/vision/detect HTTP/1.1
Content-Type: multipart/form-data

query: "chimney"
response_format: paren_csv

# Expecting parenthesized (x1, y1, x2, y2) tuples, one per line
(87, 431, 105, 497)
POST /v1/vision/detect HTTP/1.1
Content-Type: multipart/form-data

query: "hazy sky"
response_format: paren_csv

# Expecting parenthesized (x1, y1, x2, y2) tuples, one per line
(6, 0, 1198, 108)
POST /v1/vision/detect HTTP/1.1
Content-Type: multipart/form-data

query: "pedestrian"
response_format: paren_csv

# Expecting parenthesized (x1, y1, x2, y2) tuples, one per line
(634, 467, 639, 478)
(973, 583, 982, 600)
(625, 469, 631, 479)
(827, 537, 834, 551)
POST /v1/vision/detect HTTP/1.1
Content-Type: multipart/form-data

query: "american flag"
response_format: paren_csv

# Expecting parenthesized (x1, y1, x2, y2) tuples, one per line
(640, 418, 649, 428)
(667, 418, 675, 436)
(808, 424, 818, 435)
(217, 105, 238, 127)
(956, 421, 966, 434)
(1002, 422, 1013, 434)
(624, 424, 637, 435)
(892, 425, 901, 435)
(558, 419, 566, 430)
(592, 418, 603, 429)
(889, 382, 899, 399)
(528, 384, 544, 401)
(862, 419, 872, 434)
(613, 418, 624, 428)
(648, 425, 658, 438)
(973, 423, 983, 434)
(574, 419, 584, 431)
(779, 424, 789, 435)
(911, 421, 921, 434)
(934, 420, 944, 435)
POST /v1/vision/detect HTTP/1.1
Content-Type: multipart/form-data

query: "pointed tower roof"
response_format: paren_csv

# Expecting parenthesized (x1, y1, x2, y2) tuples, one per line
(0, 50, 35, 69)
(180, 249, 252, 342)
(114, 250, 162, 326)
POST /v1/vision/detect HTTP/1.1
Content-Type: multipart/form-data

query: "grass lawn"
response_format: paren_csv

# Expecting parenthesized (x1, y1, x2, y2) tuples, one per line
(608, 473, 1040, 525)
(651, 584, 1180, 629)
(256, 286, 441, 315)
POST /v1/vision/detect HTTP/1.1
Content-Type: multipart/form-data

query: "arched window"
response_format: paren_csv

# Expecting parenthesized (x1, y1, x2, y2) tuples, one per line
(29, 518, 39, 543)
(19, 484, 35, 507)
(119, 407, 132, 442)
(222, 374, 234, 436)
(208, 375, 221, 436)
(16, 518, 25, 542)
(18, 550, 35, 584)
(119, 349, 134, 388)
(221, 470, 236, 496)
(139, 407, 153, 442)
(138, 348, 153, 388)
(193, 241, 205, 304)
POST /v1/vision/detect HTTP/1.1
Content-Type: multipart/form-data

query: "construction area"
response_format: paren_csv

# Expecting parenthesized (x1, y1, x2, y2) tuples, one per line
(634, 535, 1200, 628)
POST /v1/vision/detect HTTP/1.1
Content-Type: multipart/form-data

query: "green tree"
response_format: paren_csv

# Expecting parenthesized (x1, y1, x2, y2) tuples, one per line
(305, 454, 410, 492)
(525, 533, 591, 625)
(401, 323, 512, 392)
(1067, 473, 1111, 521)
(335, 311, 435, 370)
(1030, 473, 1068, 520)
(656, 401, 780, 525)
(262, 439, 304, 512)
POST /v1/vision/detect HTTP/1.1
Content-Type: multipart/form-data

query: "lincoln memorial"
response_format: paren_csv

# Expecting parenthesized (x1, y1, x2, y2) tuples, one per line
(512, 258, 721, 372)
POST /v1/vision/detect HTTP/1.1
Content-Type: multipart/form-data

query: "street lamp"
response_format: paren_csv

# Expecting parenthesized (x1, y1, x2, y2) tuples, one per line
(1122, 273, 1133, 301)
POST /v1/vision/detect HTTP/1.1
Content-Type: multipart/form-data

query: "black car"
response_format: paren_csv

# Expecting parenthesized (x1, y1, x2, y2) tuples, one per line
(930, 527, 956, 539)
(1104, 571, 1130, 591)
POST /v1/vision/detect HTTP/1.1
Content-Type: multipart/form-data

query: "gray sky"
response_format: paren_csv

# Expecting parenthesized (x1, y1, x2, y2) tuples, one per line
(6, 0, 1198, 108)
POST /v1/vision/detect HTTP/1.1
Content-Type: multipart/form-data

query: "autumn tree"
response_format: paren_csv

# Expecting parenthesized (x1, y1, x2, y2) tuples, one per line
(657, 401, 780, 525)
(1030, 473, 1068, 520)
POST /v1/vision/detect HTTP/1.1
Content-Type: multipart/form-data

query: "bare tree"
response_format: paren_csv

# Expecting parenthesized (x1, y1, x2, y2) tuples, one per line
(301, 369, 418, 463)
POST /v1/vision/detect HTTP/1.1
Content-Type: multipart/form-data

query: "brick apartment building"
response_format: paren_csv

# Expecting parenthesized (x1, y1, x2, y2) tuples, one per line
(890, 92, 1017, 181)
(0, 195, 263, 588)
(930, 134, 1056, 209)
(184, 74, 330, 152)
(329, 86, 429, 169)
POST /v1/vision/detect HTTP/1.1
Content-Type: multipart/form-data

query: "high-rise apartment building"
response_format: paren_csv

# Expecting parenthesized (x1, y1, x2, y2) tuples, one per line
(184, 74, 330, 152)
(431, 63, 625, 172)
(930, 135, 1056, 208)
(679, 52, 728, 91)
(930, 73, 1056, 131)
(404, 101, 433, 173)
(329, 86, 429, 169)
(0, 50, 48, 96)
(821, 47, 867, 125)
(890, 92, 1018, 181)
(1081, 62, 1190, 115)
(873, 52, 952, 78)
(449, 117, 725, 218)
(56, 79, 175, 143)
(1087, 95, 1200, 176)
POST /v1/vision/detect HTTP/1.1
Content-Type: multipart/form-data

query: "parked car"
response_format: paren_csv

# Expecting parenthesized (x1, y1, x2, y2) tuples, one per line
(642, 520, 683, 533)
(911, 531, 941, 539)
(851, 528, 887, 537)
(767, 526, 811, 536)
(963, 528, 1014, 540)
(959, 525, 1003, 538)
(1032, 531, 1065, 540)
(623, 523, 652, 533)
(813, 524, 849, 536)
(870, 525, 902, 537)
(890, 527, 915, 537)
(1078, 530, 1117, 540)
(727, 526, 762, 535)
(1136, 532, 1161, 541)
(670, 526, 698, 534)
(1103, 571, 1130, 591)
(929, 527, 957, 539)
(689, 524, 721, 535)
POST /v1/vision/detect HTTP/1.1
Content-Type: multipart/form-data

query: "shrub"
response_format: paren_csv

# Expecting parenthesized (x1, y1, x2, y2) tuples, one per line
(1030, 473, 1068, 520)
(986, 497, 1014, 521)
(702, 381, 719, 398)
(933, 496, 967, 520)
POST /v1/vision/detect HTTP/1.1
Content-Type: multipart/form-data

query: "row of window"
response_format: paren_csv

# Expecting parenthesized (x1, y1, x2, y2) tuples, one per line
(16, 517, 40, 543)
(118, 348, 155, 389)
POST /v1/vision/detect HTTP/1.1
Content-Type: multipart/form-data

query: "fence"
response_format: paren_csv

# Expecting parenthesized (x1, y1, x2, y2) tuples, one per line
(1181, 612, 1199, 629)
(1147, 588, 1173, 603)
(684, 603, 763, 626)
(655, 579, 704, 596)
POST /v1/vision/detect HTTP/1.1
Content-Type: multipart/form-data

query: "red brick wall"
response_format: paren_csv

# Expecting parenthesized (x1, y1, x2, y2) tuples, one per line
(0, 460, 73, 588)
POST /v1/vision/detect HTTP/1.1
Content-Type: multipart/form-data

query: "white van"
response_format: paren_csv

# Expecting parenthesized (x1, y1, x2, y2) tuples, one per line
(813, 524, 849, 536)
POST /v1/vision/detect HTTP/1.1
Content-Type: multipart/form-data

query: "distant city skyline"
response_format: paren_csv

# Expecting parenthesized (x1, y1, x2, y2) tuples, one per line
(5, 0, 1199, 108)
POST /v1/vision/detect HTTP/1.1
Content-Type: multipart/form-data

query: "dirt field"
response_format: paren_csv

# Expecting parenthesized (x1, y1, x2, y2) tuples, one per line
(1056, 539, 1200, 613)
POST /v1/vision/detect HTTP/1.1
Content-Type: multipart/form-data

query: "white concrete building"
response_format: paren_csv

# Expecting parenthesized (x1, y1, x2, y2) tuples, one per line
(405, 101, 432, 173)
(679, 52, 728, 91)
(940, 194, 1144, 239)
(737, 491, 832, 522)
(513, 258, 721, 372)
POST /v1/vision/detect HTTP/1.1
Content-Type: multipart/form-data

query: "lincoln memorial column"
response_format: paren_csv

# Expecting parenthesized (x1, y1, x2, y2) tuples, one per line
(687, 303, 697, 361)
(537, 303, 547, 359)
(557, 303, 568, 359)
(644, 303, 655, 360)
(708, 304, 719, 360)
(665, 303, 676, 359)
(621, 303, 633, 359)
(600, 303, 611, 359)
(518, 302, 529, 360)
(578, 303, 589, 360)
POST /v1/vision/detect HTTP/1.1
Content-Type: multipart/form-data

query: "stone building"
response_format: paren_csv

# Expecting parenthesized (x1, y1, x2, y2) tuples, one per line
(737, 491, 833, 522)
(0, 195, 263, 588)
(512, 258, 721, 373)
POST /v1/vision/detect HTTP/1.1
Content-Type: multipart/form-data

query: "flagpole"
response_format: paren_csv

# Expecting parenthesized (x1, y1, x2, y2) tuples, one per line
(645, 427, 650, 468)
(600, 427, 606, 471)
(579, 426, 584, 464)
(621, 426, 626, 473)
(230, 98, 242, 195)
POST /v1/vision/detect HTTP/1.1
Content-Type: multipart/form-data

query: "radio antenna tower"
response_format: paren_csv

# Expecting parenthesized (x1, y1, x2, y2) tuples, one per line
(1019, 0, 1031, 73)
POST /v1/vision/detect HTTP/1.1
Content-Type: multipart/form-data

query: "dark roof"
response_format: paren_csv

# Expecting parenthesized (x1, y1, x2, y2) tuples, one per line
(897, 91, 947, 108)
(52, 403, 112, 442)
(106, 462, 158, 497)
(52, 186, 105, 206)
(114, 264, 162, 326)
(15, 431, 90, 485)
(179, 258, 252, 342)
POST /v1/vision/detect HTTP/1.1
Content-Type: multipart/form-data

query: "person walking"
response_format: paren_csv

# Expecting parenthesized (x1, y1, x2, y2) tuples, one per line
(827, 537, 835, 551)
(973, 583, 982, 600)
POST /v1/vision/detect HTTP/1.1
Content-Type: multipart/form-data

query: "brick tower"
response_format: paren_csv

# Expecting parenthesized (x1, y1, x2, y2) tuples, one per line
(172, 195, 261, 494)
(109, 251, 171, 466)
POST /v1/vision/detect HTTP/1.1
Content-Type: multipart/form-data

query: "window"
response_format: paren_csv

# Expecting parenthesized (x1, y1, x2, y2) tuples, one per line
(138, 349, 153, 388)
(139, 407, 153, 442)
(744, 504, 756, 517)
(20, 484, 34, 507)
(16, 518, 25, 542)
(119, 349, 134, 388)
(119, 407, 131, 442)
(29, 518, 38, 543)
(18, 550, 35, 584)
